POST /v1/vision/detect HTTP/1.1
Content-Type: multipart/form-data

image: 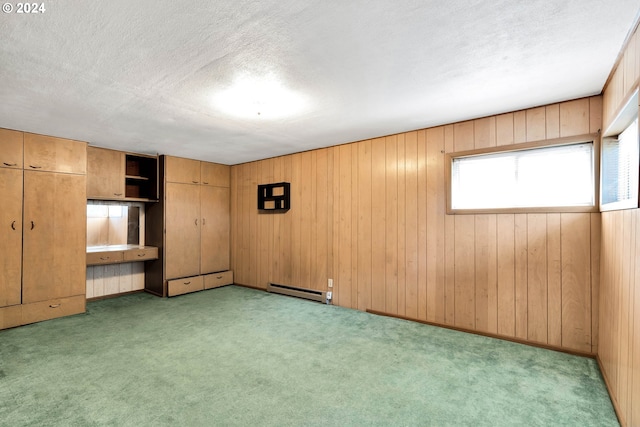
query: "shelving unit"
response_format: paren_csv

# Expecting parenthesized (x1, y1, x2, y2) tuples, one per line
(87, 148, 159, 202)
(125, 154, 158, 201)
(258, 182, 290, 212)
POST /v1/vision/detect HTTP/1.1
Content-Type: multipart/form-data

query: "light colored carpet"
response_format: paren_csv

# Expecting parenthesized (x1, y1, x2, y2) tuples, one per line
(0, 285, 618, 426)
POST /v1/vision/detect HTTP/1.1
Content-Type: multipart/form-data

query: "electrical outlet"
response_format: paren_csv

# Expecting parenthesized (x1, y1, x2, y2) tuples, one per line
(327, 291, 332, 300)
(328, 278, 333, 288)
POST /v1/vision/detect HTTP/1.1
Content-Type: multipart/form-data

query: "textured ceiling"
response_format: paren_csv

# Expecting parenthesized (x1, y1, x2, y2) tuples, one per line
(1, 1, 639, 164)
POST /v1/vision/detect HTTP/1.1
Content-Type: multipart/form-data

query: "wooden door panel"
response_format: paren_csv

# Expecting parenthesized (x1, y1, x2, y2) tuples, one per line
(201, 162, 230, 187)
(0, 128, 23, 169)
(87, 147, 125, 198)
(165, 156, 201, 184)
(24, 133, 86, 174)
(165, 183, 201, 279)
(23, 172, 86, 303)
(0, 168, 23, 307)
(201, 186, 230, 273)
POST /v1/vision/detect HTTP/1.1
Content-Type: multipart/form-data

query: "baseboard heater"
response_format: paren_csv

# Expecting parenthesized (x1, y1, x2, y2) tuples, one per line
(266, 283, 330, 304)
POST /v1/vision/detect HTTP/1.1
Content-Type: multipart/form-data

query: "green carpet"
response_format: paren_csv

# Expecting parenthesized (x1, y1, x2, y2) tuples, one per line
(0, 286, 617, 426)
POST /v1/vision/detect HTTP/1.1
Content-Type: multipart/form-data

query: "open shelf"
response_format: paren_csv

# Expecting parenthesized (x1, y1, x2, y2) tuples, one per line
(125, 154, 158, 201)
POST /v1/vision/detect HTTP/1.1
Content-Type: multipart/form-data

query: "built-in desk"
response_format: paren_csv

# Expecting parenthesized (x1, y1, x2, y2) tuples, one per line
(86, 245, 159, 266)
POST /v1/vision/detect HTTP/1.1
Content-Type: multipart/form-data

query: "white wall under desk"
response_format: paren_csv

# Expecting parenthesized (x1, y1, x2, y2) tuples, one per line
(86, 262, 145, 299)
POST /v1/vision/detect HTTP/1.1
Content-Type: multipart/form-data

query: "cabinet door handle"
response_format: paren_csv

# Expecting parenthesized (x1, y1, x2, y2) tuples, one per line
(11, 221, 16, 230)
(49, 304, 61, 308)
(3, 162, 17, 167)
(100, 256, 110, 260)
(195, 219, 198, 226)
(114, 193, 123, 196)
(29, 165, 42, 169)
(203, 181, 209, 185)
(202, 218, 206, 226)
(184, 281, 191, 285)
(137, 253, 146, 257)
(216, 276, 223, 279)
(30, 221, 35, 230)
(192, 180, 199, 184)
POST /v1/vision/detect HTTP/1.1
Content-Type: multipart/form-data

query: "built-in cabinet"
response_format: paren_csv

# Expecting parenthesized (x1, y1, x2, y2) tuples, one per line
(0, 129, 87, 330)
(87, 146, 158, 201)
(145, 155, 232, 297)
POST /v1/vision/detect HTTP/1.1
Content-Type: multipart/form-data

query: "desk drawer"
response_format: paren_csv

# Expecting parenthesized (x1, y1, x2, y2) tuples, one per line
(87, 251, 124, 266)
(123, 247, 158, 262)
(167, 275, 204, 297)
(204, 271, 233, 290)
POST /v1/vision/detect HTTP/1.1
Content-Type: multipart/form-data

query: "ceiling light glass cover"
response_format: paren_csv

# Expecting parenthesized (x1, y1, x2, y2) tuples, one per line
(212, 74, 308, 119)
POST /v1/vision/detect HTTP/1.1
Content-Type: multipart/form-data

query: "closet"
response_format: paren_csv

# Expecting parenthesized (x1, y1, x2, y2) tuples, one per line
(0, 129, 87, 329)
(145, 155, 232, 297)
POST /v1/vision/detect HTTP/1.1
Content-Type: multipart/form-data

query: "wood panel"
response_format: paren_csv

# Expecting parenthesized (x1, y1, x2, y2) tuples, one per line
(165, 156, 201, 184)
(22, 171, 86, 303)
(87, 147, 125, 198)
(230, 95, 602, 355)
(600, 28, 640, 424)
(561, 213, 592, 352)
(201, 161, 230, 187)
(165, 183, 200, 279)
(23, 133, 86, 174)
(0, 128, 23, 169)
(600, 209, 640, 427)
(201, 186, 230, 274)
(0, 168, 22, 307)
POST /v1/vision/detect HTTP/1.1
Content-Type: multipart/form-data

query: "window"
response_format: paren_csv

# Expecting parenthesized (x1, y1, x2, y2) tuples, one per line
(447, 135, 598, 214)
(600, 90, 639, 212)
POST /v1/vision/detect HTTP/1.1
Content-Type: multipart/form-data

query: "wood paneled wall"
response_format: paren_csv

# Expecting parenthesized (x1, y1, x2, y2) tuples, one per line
(599, 22, 640, 427)
(231, 96, 602, 354)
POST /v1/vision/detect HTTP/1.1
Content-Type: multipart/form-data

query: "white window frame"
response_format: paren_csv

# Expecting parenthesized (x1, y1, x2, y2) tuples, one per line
(445, 134, 600, 214)
(600, 89, 639, 212)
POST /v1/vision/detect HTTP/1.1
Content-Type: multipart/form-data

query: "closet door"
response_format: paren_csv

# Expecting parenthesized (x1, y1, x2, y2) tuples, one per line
(0, 168, 23, 307)
(165, 182, 201, 279)
(200, 185, 230, 274)
(22, 171, 86, 303)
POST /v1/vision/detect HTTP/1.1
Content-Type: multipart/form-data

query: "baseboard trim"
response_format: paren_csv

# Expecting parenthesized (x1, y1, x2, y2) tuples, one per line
(596, 355, 625, 427)
(366, 309, 596, 359)
(87, 290, 145, 302)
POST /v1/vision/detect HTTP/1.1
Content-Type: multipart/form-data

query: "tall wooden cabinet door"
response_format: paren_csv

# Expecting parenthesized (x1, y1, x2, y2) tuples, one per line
(201, 186, 230, 273)
(165, 182, 201, 279)
(22, 172, 87, 303)
(165, 156, 201, 184)
(0, 128, 23, 169)
(0, 168, 23, 307)
(87, 147, 125, 198)
(201, 162, 230, 187)
(24, 134, 86, 174)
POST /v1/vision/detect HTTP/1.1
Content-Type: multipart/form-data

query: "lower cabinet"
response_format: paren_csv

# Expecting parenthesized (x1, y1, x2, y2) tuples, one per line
(21, 296, 86, 325)
(167, 271, 234, 297)
(204, 271, 234, 290)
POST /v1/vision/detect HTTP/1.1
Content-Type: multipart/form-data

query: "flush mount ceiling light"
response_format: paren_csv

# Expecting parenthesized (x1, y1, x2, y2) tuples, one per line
(212, 74, 309, 120)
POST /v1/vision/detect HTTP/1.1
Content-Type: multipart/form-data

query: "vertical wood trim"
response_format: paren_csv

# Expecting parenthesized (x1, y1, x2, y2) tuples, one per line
(371, 138, 386, 311)
(514, 214, 528, 339)
(417, 130, 428, 320)
(357, 140, 372, 311)
(385, 136, 399, 315)
(404, 132, 419, 318)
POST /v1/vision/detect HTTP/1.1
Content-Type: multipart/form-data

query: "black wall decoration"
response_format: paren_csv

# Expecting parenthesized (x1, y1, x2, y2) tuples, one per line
(258, 182, 290, 212)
